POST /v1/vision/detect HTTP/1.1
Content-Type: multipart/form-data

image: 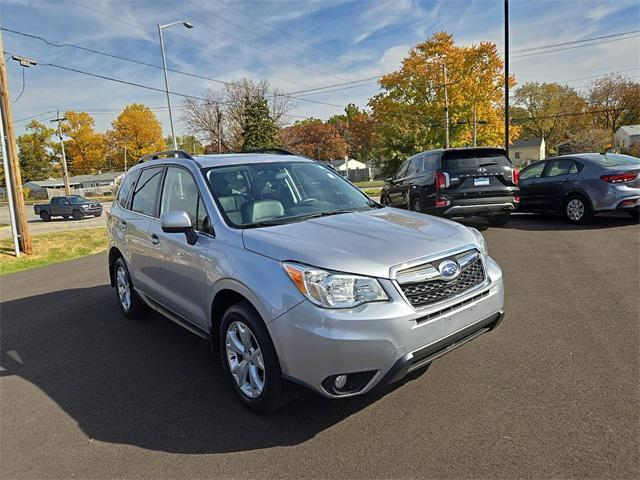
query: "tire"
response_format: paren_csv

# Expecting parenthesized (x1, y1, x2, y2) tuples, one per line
(113, 257, 148, 319)
(219, 301, 293, 413)
(409, 195, 422, 213)
(40, 211, 51, 222)
(95, 213, 103, 218)
(629, 210, 639, 221)
(72, 209, 84, 221)
(487, 213, 511, 227)
(564, 195, 591, 224)
(380, 194, 390, 206)
(62, 215, 70, 219)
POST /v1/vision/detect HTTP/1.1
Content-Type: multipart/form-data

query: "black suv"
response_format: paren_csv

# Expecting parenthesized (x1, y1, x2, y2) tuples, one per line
(380, 147, 520, 226)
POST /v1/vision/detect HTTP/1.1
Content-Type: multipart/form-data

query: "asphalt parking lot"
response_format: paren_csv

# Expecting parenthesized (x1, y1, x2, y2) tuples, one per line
(1, 213, 638, 479)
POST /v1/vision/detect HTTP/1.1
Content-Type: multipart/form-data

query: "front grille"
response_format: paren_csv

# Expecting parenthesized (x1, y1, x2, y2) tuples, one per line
(399, 257, 485, 308)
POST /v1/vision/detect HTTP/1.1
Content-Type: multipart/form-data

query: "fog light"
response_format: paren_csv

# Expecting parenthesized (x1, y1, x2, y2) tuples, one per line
(334, 375, 347, 389)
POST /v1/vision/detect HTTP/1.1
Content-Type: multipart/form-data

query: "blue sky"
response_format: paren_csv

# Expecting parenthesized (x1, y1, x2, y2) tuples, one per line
(2, 0, 639, 136)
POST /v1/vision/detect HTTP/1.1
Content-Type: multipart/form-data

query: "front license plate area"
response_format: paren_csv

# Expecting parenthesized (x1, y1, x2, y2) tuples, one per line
(474, 177, 490, 186)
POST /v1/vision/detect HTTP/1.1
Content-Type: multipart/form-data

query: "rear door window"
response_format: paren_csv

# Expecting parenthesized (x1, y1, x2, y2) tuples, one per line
(441, 150, 512, 171)
(406, 156, 422, 177)
(131, 167, 164, 217)
(117, 171, 140, 209)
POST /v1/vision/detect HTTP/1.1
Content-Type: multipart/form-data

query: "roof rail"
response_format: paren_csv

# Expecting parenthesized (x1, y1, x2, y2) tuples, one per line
(239, 148, 297, 156)
(138, 149, 194, 164)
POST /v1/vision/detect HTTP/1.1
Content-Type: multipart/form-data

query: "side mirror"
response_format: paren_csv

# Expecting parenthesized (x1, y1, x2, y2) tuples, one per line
(385, 176, 395, 184)
(160, 211, 197, 245)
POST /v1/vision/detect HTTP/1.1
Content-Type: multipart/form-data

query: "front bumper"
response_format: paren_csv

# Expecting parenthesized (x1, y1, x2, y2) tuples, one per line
(268, 255, 505, 398)
(82, 206, 103, 215)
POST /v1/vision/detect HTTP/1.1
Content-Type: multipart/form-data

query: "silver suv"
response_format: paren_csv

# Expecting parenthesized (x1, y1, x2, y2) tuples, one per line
(107, 149, 505, 412)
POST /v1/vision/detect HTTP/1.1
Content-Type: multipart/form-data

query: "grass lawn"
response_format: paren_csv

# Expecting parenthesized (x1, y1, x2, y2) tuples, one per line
(0, 227, 108, 276)
(354, 180, 384, 188)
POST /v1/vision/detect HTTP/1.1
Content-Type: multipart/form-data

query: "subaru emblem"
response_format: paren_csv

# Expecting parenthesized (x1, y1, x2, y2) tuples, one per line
(438, 260, 460, 280)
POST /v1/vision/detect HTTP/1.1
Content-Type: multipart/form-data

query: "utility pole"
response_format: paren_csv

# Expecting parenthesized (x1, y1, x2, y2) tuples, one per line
(504, 0, 510, 155)
(50, 111, 71, 195)
(443, 63, 450, 149)
(473, 104, 477, 147)
(124, 144, 128, 171)
(0, 94, 20, 257)
(0, 33, 32, 254)
(216, 104, 222, 154)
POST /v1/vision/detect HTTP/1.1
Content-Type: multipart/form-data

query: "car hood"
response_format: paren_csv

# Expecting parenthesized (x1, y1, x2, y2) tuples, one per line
(242, 208, 479, 278)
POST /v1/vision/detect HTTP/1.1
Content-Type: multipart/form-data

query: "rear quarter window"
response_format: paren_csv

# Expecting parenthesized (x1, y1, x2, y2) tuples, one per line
(441, 150, 512, 171)
(116, 171, 139, 209)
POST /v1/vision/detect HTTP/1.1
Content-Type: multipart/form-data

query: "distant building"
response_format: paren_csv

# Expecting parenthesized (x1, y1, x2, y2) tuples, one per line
(509, 138, 545, 165)
(614, 125, 640, 152)
(24, 171, 124, 198)
(327, 158, 371, 182)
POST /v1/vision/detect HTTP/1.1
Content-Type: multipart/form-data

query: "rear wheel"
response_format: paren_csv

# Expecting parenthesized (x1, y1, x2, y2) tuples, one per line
(40, 211, 51, 222)
(487, 213, 511, 227)
(409, 195, 423, 213)
(72, 209, 84, 221)
(113, 257, 148, 319)
(564, 195, 591, 224)
(219, 301, 293, 413)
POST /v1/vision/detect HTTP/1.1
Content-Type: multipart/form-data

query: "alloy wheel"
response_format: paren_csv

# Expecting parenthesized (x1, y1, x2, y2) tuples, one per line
(566, 198, 585, 221)
(115, 265, 131, 312)
(225, 321, 265, 398)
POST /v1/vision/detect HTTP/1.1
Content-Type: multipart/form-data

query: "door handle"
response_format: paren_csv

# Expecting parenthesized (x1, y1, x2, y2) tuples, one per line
(150, 233, 160, 245)
(119, 220, 127, 230)
(563, 178, 572, 182)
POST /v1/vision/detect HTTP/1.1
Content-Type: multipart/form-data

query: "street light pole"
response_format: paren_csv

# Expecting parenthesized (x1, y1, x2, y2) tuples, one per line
(504, 0, 510, 155)
(443, 63, 450, 149)
(158, 21, 193, 151)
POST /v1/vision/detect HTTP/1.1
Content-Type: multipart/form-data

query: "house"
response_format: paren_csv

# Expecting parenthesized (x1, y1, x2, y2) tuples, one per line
(327, 158, 371, 182)
(509, 138, 545, 165)
(24, 171, 124, 198)
(614, 125, 640, 152)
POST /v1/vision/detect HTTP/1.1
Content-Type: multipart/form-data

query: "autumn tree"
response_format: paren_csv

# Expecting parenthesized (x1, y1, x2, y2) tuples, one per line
(369, 32, 517, 174)
(241, 96, 279, 150)
(328, 104, 375, 163)
(17, 120, 55, 182)
(512, 82, 588, 152)
(61, 111, 107, 174)
(555, 128, 612, 155)
(108, 103, 164, 169)
(279, 119, 348, 160)
(588, 76, 640, 133)
(181, 79, 294, 151)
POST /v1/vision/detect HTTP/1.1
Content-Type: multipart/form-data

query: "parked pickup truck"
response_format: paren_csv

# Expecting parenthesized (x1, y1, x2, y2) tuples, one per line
(34, 195, 103, 221)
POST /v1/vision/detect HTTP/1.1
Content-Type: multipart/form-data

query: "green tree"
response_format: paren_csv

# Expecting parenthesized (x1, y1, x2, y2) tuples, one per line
(240, 96, 279, 150)
(17, 120, 55, 182)
(164, 135, 205, 154)
(512, 82, 588, 153)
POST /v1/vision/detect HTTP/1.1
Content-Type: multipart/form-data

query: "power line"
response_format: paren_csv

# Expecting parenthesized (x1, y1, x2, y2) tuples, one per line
(511, 30, 640, 53)
(512, 35, 640, 59)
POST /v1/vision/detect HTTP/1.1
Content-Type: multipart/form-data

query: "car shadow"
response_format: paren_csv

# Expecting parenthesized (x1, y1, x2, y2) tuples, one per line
(0, 285, 413, 454)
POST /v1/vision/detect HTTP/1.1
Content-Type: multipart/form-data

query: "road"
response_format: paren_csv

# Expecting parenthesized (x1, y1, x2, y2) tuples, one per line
(0, 203, 111, 239)
(1, 213, 638, 479)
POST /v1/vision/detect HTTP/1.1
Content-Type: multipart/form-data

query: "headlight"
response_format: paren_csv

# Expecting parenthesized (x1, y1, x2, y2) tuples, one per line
(81, 204, 89, 209)
(469, 227, 488, 255)
(283, 262, 388, 308)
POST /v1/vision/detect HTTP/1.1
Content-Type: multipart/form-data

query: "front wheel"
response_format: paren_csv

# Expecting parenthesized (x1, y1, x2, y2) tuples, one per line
(487, 213, 511, 227)
(219, 301, 293, 413)
(379, 193, 390, 206)
(72, 209, 84, 221)
(564, 195, 591, 224)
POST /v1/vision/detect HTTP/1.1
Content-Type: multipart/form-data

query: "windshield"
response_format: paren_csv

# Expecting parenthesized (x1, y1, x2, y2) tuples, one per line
(589, 153, 640, 168)
(68, 196, 89, 204)
(203, 161, 377, 227)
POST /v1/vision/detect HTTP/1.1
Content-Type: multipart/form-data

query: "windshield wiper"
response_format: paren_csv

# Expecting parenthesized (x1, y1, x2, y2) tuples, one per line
(245, 209, 354, 228)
